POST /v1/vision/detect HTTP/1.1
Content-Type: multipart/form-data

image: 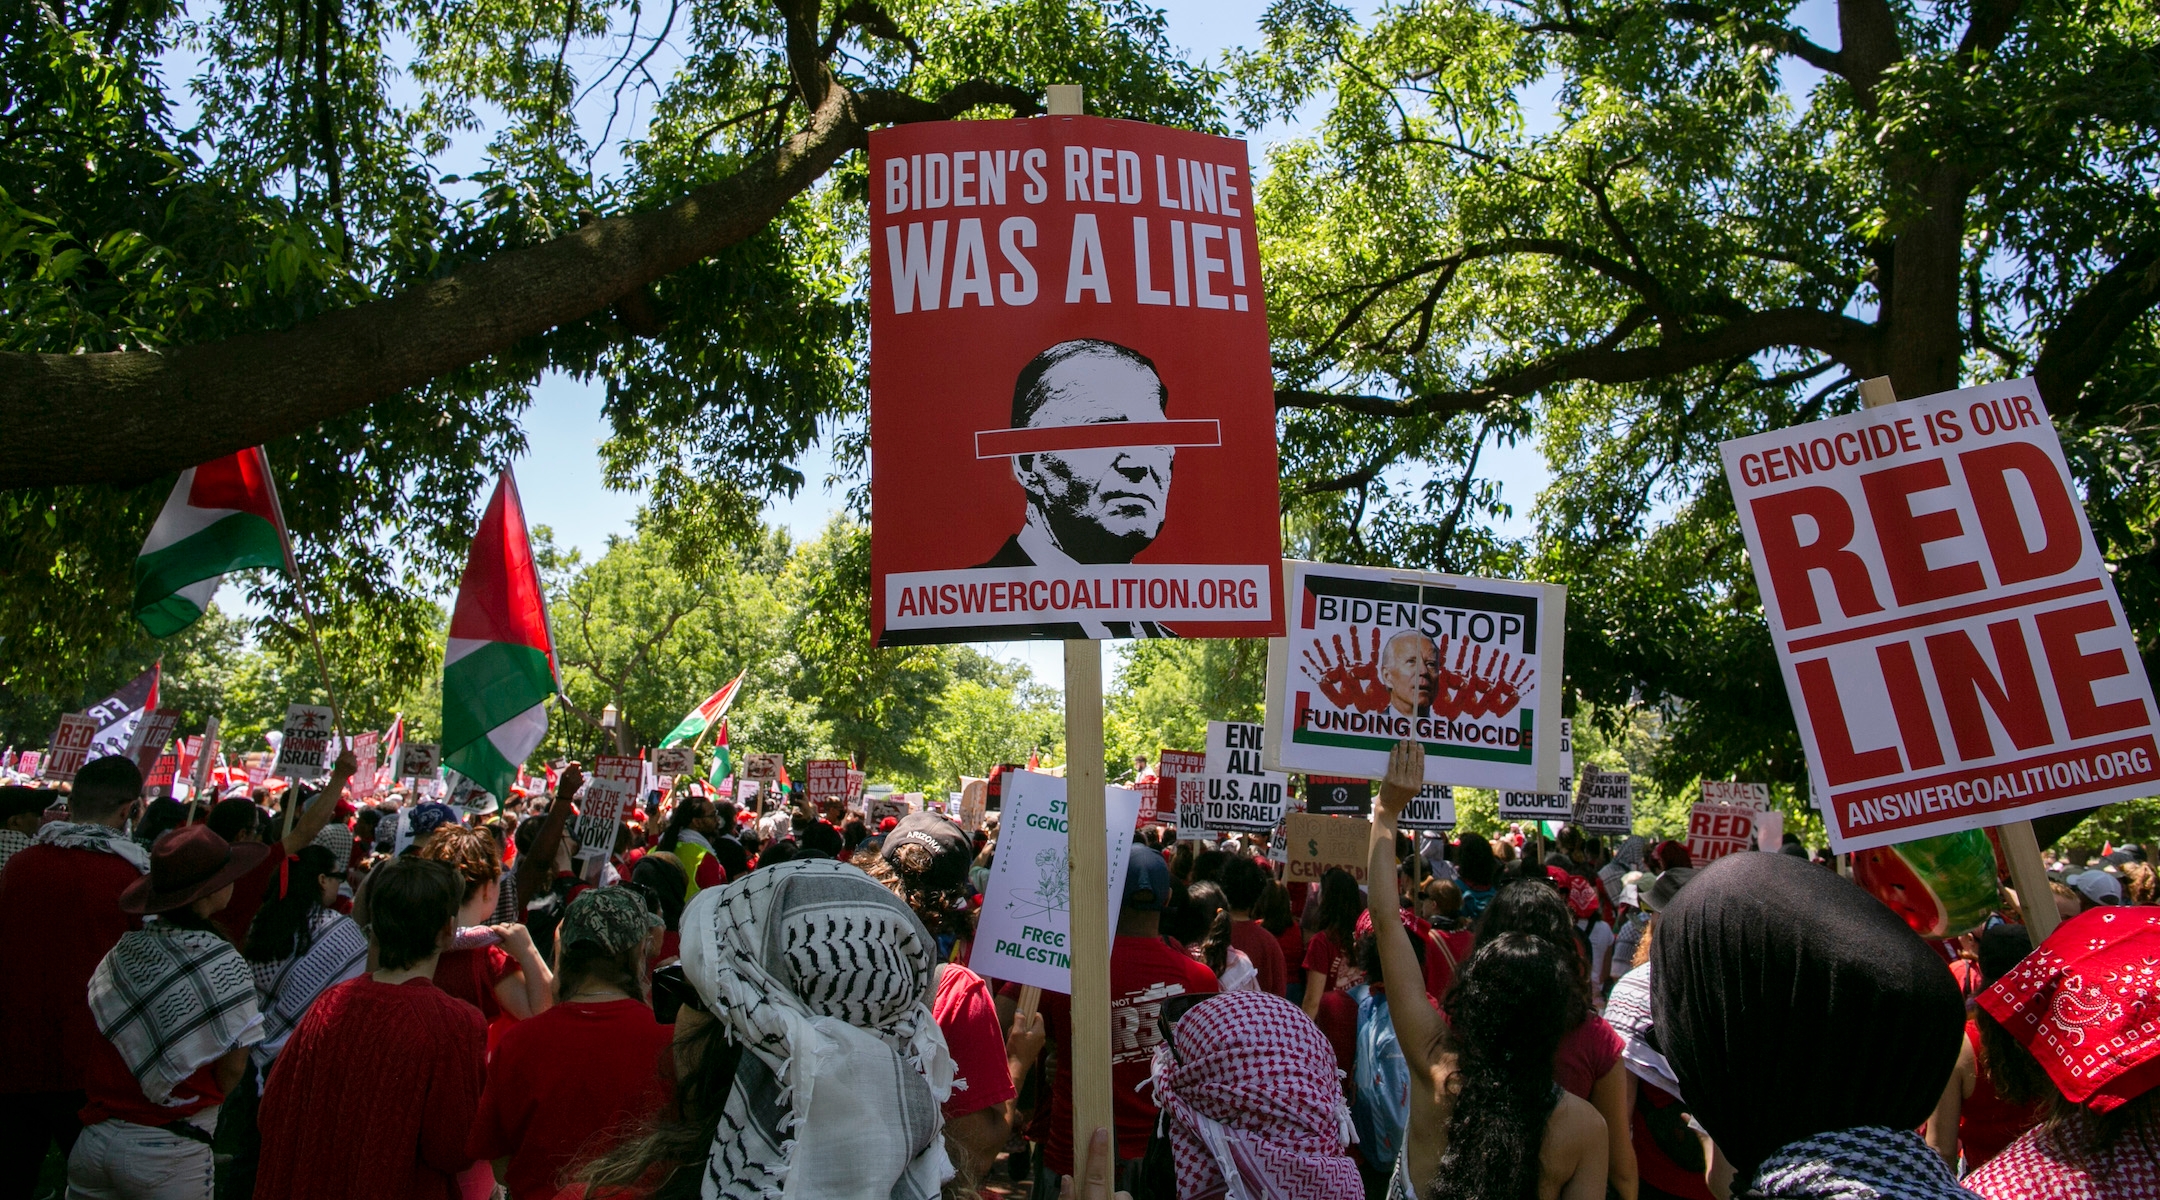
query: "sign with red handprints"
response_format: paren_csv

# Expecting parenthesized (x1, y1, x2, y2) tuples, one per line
(1265, 561, 1568, 791)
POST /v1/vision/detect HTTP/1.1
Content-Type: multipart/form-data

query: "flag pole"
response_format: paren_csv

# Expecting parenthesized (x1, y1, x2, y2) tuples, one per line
(257, 447, 345, 741)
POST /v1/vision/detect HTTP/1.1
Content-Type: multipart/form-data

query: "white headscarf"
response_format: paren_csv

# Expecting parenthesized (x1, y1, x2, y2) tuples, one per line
(680, 859, 954, 1200)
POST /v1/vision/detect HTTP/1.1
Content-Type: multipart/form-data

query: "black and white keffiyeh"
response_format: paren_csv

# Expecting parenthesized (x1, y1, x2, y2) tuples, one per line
(250, 906, 367, 1069)
(88, 925, 263, 1106)
(680, 859, 954, 1200)
(37, 820, 150, 871)
(1747, 1126, 1978, 1200)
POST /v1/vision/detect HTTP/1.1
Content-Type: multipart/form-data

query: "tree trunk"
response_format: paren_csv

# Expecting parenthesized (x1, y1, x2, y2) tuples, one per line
(1886, 165, 1971, 400)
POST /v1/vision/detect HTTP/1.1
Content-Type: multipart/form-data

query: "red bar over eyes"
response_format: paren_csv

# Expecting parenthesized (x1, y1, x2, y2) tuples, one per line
(974, 419, 1222, 458)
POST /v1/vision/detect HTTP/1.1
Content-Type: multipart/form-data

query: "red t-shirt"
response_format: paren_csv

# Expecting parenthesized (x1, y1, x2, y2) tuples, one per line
(932, 965, 1014, 1120)
(1229, 918, 1288, 996)
(466, 999, 674, 1200)
(1003, 935, 1218, 1174)
(80, 1039, 225, 1127)
(216, 846, 284, 943)
(257, 976, 486, 1200)
(0, 842, 143, 1094)
(1301, 929, 1365, 996)
(1425, 929, 1473, 998)
(1272, 924, 1305, 985)
(1553, 1014, 1623, 1099)
(437, 944, 518, 1022)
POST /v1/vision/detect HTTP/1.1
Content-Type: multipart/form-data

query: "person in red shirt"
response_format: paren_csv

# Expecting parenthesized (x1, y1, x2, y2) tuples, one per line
(998, 844, 1217, 1192)
(1301, 866, 1367, 1018)
(0, 756, 148, 1195)
(254, 855, 486, 1200)
(467, 888, 673, 1200)
(205, 752, 357, 943)
(419, 824, 554, 1023)
(857, 813, 1047, 1187)
(69, 825, 270, 1200)
(1219, 855, 1289, 995)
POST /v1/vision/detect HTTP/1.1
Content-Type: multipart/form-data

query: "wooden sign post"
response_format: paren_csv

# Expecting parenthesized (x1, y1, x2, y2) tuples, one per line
(1857, 376, 2060, 943)
(1052, 79, 1115, 1165)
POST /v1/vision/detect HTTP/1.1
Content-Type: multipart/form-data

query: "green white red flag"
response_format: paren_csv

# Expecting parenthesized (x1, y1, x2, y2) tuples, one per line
(441, 469, 559, 801)
(133, 447, 291, 636)
(707, 722, 733, 789)
(659, 672, 745, 748)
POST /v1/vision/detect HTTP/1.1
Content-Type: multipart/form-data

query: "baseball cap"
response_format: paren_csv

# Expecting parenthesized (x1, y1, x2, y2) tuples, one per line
(1123, 844, 1171, 912)
(2070, 870, 2124, 907)
(882, 812, 972, 890)
(560, 886, 662, 954)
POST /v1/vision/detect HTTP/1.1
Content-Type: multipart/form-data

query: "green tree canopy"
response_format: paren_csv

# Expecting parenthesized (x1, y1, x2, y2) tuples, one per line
(1, 0, 1217, 721)
(1242, 0, 2160, 790)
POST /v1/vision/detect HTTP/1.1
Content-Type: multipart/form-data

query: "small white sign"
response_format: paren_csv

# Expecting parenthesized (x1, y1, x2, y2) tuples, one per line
(966, 771, 1140, 994)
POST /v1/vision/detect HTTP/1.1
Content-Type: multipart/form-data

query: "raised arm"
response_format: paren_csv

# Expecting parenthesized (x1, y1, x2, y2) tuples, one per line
(1368, 739, 1445, 1066)
(512, 763, 582, 906)
(279, 749, 357, 854)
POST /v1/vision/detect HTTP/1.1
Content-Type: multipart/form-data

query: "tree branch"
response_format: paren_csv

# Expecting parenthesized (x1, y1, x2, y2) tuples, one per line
(1278, 306, 1880, 419)
(0, 75, 1038, 489)
(2037, 243, 2160, 416)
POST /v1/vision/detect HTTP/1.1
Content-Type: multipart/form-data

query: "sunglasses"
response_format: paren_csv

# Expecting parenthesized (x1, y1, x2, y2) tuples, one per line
(1155, 991, 1226, 1065)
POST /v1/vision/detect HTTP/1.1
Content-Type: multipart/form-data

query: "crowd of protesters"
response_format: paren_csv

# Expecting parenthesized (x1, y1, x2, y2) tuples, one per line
(0, 738, 2153, 1200)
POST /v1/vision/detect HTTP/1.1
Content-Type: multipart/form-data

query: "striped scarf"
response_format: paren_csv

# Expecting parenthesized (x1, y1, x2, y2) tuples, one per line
(680, 859, 953, 1200)
(88, 925, 263, 1106)
(250, 906, 367, 1070)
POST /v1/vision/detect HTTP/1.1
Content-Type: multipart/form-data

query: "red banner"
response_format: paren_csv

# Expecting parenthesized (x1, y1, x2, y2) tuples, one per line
(868, 115, 1284, 646)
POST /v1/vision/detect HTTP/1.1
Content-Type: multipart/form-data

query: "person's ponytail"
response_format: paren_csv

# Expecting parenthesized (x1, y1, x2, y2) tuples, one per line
(244, 845, 338, 964)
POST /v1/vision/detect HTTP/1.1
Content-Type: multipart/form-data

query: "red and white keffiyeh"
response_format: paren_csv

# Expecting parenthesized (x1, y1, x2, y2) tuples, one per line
(1150, 990, 1362, 1200)
(1978, 906, 2160, 1113)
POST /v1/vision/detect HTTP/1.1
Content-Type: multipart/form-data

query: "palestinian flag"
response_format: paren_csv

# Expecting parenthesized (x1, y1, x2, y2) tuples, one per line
(707, 722, 733, 790)
(134, 447, 291, 636)
(441, 469, 559, 803)
(660, 673, 745, 748)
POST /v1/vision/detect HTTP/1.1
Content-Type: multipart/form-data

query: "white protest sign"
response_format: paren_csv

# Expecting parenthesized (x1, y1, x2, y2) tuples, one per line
(1573, 766, 1633, 835)
(1497, 789, 1574, 822)
(271, 704, 336, 781)
(1700, 781, 1770, 810)
(1559, 717, 1574, 781)
(1723, 377, 2160, 851)
(41, 714, 99, 781)
(1400, 783, 1457, 832)
(743, 753, 783, 783)
(653, 746, 696, 778)
(968, 771, 1140, 993)
(1264, 560, 1568, 790)
(396, 742, 440, 781)
(126, 712, 178, 776)
(1157, 749, 1208, 841)
(1687, 803, 1756, 863)
(569, 755, 641, 860)
(1201, 721, 1288, 833)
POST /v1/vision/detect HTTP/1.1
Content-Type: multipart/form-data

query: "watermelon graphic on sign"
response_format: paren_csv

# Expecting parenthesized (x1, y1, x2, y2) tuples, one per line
(1851, 828, 2001, 938)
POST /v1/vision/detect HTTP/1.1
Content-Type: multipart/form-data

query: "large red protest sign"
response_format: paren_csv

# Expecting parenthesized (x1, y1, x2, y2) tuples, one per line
(1723, 378, 2160, 851)
(868, 116, 1284, 645)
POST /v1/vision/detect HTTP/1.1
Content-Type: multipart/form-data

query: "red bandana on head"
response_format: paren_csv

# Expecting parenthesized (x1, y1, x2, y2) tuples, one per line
(1979, 906, 2160, 1113)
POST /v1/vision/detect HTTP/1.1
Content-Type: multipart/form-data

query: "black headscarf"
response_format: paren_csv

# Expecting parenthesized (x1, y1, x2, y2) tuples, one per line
(1651, 852, 1963, 1187)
